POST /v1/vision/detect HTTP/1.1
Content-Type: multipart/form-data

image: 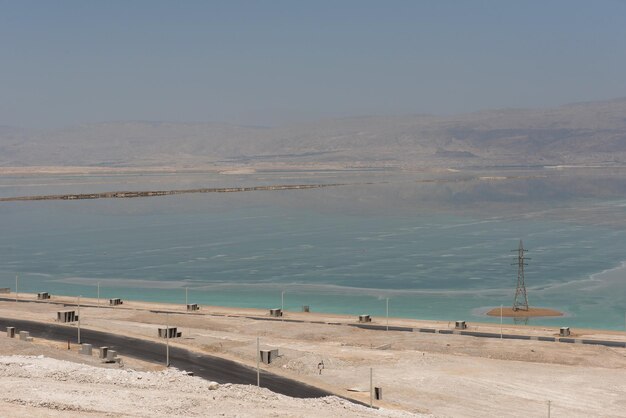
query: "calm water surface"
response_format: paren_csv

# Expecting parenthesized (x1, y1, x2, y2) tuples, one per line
(1, 170, 625, 329)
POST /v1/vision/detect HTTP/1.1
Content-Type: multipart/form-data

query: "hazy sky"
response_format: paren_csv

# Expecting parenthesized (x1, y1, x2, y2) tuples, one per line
(2, 0, 626, 128)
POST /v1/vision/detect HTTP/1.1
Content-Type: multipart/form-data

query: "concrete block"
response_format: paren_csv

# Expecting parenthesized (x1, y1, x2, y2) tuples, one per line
(259, 349, 279, 364)
(158, 327, 179, 338)
(375, 387, 383, 400)
(358, 315, 371, 323)
(57, 310, 77, 323)
(106, 350, 117, 361)
(80, 344, 93, 355)
(99, 346, 109, 359)
(455, 321, 467, 330)
(19, 331, 30, 341)
(269, 308, 282, 317)
(6, 327, 15, 338)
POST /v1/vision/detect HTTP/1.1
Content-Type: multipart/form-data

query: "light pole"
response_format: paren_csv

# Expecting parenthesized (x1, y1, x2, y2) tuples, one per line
(77, 295, 81, 344)
(548, 400, 551, 418)
(15, 274, 18, 303)
(97, 282, 100, 308)
(386, 298, 389, 331)
(185, 287, 188, 308)
(256, 337, 260, 387)
(165, 313, 170, 367)
(281, 291, 285, 322)
(369, 367, 373, 408)
(500, 304, 503, 340)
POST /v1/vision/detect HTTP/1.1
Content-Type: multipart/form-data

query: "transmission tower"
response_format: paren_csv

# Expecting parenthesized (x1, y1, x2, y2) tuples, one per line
(512, 239, 529, 311)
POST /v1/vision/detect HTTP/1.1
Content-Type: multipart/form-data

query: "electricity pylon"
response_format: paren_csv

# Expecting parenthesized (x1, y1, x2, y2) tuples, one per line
(512, 239, 529, 311)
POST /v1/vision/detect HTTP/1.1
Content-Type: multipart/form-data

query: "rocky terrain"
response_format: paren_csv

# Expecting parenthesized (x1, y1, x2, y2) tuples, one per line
(0, 352, 417, 418)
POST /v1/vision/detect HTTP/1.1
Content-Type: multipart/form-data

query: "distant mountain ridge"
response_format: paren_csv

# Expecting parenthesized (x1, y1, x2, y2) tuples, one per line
(1, 98, 626, 168)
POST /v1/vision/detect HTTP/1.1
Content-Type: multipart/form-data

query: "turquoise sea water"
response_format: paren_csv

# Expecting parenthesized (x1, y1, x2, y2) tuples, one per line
(1, 171, 626, 329)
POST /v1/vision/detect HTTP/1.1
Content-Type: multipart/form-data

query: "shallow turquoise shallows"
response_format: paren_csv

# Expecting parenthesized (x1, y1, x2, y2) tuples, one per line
(1, 175, 626, 330)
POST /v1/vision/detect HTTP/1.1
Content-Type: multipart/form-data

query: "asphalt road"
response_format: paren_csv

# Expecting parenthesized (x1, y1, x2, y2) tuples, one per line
(0, 317, 336, 400)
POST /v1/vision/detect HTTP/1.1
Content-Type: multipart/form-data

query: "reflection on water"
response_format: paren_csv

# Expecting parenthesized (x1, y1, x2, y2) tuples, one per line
(1, 168, 626, 329)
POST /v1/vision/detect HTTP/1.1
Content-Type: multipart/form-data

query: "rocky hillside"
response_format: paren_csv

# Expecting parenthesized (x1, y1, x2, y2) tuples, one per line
(2, 98, 625, 168)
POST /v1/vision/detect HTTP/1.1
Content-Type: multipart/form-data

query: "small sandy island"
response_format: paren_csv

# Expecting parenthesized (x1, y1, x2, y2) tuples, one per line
(486, 306, 563, 317)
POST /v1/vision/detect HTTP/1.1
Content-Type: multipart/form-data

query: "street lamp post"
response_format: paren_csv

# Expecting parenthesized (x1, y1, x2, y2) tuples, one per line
(77, 295, 81, 344)
(165, 313, 170, 367)
(281, 291, 285, 322)
(386, 298, 389, 331)
(500, 304, 503, 339)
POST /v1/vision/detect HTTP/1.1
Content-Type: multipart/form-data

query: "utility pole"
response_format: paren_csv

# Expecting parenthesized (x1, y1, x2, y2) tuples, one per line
(512, 240, 530, 311)
(369, 367, 373, 408)
(165, 313, 170, 367)
(256, 337, 260, 387)
(500, 304, 503, 339)
(77, 295, 81, 344)
(548, 400, 551, 418)
(386, 298, 389, 331)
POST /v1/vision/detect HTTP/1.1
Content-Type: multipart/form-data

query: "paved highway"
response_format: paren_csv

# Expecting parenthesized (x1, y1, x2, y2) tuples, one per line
(0, 317, 336, 400)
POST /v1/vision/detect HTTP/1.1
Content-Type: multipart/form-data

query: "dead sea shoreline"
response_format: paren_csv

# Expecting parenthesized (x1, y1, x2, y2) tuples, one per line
(3, 292, 623, 339)
(1, 292, 626, 417)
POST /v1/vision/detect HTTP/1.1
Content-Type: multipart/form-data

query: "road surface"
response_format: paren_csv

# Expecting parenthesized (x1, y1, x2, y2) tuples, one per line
(0, 317, 337, 400)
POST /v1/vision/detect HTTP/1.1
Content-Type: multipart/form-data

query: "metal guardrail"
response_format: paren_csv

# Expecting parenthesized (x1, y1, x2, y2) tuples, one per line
(352, 323, 625, 348)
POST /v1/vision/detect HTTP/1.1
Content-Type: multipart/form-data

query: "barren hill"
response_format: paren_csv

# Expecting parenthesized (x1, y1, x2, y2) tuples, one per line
(2, 98, 626, 168)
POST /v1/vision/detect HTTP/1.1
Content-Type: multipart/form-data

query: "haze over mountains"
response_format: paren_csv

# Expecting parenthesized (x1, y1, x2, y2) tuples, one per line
(2, 98, 626, 169)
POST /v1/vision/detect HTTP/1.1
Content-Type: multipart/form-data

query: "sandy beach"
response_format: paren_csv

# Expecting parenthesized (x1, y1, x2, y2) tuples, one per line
(0, 292, 625, 417)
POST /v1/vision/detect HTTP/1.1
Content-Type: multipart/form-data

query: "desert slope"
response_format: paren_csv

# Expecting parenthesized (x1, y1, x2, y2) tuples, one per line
(2, 98, 626, 168)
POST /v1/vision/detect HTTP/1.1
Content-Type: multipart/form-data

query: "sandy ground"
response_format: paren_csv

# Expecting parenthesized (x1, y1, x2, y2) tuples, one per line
(0, 340, 416, 417)
(2, 294, 626, 417)
(486, 307, 563, 317)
